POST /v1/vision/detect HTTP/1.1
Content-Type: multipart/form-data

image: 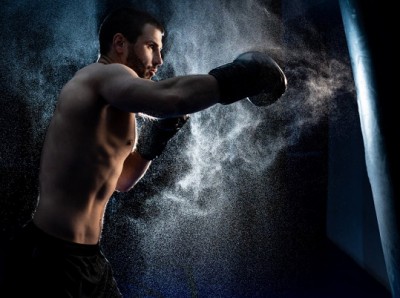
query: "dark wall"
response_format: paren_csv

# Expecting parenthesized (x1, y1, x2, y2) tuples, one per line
(283, 0, 389, 291)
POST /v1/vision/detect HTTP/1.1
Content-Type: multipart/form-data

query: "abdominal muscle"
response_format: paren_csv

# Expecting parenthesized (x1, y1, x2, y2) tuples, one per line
(33, 150, 126, 245)
(33, 75, 136, 245)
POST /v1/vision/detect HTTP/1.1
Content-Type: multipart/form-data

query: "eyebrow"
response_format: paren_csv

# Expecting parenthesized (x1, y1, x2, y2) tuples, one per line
(147, 40, 163, 51)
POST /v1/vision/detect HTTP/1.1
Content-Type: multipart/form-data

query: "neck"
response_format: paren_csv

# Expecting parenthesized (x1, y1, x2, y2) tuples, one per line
(97, 55, 114, 65)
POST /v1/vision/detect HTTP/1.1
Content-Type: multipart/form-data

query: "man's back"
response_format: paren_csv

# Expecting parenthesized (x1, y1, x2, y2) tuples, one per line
(33, 63, 136, 244)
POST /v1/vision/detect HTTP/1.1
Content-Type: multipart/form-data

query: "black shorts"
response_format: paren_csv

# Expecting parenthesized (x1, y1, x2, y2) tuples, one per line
(0, 221, 122, 297)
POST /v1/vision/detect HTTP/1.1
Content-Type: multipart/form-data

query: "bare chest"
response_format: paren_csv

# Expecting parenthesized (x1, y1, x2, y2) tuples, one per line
(101, 105, 137, 151)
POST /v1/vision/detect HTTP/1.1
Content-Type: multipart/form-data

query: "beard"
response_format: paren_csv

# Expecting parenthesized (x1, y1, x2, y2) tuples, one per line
(126, 47, 152, 80)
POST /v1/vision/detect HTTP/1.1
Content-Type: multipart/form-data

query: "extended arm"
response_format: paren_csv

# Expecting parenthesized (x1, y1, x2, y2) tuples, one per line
(97, 51, 287, 117)
(97, 63, 220, 117)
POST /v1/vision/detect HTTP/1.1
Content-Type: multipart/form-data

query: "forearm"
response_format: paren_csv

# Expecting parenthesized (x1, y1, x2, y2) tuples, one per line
(155, 74, 220, 116)
(116, 150, 151, 192)
(116, 113, 190, 192)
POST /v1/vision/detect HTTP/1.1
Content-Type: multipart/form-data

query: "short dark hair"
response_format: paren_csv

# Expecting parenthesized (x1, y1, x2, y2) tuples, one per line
(98, 7, 164, 55)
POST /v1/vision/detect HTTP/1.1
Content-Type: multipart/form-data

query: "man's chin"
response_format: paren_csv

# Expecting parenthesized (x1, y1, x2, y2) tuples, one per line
(145, 74, 155, 80)
(137, 73, 151, 80)
(147, 71, 156, 80)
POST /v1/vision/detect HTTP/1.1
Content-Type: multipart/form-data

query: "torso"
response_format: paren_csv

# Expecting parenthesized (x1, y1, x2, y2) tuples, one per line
(33, 63, 136, 244)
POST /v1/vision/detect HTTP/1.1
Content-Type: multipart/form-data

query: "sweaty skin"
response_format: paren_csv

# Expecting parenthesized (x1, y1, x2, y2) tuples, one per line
(33, 24, 219, 244)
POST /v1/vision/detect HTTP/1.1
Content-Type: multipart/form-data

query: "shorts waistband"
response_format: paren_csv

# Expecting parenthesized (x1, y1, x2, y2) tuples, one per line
(24, 221, 101, 256)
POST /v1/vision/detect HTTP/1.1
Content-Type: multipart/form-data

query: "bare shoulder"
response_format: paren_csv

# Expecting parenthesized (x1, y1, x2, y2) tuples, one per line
(76, 62, 139, 84)
(85, 63, 155, 112)
(59, 62, 139, 100)
(64, 62, 165, 114)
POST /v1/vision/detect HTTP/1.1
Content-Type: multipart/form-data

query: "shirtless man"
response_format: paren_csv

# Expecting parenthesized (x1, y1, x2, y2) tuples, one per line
(0, 7, 286, 297)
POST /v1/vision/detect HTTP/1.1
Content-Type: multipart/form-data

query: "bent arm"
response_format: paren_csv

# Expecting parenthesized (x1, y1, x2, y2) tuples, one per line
(116, 150, 151, 192)
(97, 64, 220, 117)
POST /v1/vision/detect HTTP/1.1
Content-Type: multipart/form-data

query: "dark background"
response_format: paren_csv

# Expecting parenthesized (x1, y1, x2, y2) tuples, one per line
(0, 0, 392, 297)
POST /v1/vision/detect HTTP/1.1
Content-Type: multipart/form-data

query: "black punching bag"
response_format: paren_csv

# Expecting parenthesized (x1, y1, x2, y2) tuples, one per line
(339, 0, 398, 296)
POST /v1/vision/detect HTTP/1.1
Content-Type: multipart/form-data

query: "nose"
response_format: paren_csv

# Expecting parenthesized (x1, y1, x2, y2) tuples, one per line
(154, 50, 163, 67)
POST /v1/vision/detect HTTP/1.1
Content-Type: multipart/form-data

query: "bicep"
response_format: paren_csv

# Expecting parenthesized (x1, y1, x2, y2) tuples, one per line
(97, 64, 180, 117)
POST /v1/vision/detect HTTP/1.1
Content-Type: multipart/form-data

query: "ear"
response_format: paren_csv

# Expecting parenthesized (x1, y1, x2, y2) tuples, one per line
(112, 33, 126, 54)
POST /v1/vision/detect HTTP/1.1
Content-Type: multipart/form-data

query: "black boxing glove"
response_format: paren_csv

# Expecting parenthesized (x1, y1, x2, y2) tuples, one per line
(209, 51, 287, 106)
(136, 115, 190, 160)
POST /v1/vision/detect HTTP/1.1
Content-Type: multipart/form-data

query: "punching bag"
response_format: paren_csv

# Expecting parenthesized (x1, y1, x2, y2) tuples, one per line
(339, 0, 399, 296)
